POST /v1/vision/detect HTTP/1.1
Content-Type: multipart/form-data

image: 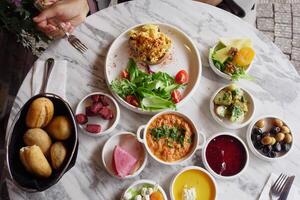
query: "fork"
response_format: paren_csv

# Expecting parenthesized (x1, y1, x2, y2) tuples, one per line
(269, 173, 289, 200)
(34, 2, 88, 54)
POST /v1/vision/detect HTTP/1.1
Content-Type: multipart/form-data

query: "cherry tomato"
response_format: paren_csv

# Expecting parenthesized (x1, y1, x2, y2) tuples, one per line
(150, 191, 164, 200)
(121, 70, 129, 79)
(175, 70, 189, 84)
(171, 90, 181, 103)
(125, 95, 139, 107)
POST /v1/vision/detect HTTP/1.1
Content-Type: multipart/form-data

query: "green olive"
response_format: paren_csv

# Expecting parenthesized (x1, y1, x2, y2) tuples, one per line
(275, 132, 285, 142)
(284, 134, 293, 144)
(255, 119, 265, 128)
(270, 137, 276, 145)
(261, 136, 273, 145)
(273, 118, 283, 127)
(281, 126, 290, 134)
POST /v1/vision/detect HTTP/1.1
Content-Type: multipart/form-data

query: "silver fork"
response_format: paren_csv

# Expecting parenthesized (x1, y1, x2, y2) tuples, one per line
(269, 173, 289, 200)
(34, 2, 88, 54)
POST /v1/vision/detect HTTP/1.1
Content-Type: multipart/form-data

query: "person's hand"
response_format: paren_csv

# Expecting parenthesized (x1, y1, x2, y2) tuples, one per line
(33, 0, 89, 38)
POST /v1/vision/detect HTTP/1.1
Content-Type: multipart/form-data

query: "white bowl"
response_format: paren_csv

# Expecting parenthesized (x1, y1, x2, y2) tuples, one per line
(210, 84, 255, 129)
(121, 179, 168, 200)
(105, 22, 201, 115)
(170, 166, 217, 200)
(136, 111, 206, 165)
(102, 132, 148, 179)
(208, 44, 254, 80)
(246, 115, 294, 162)
(202, 132, 249, 180)
(75, 92, 120, 137)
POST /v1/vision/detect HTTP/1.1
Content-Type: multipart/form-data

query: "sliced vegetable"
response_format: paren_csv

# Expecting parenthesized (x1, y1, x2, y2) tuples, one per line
(171, 90, 181, 103)
(175, 70, 189, 84)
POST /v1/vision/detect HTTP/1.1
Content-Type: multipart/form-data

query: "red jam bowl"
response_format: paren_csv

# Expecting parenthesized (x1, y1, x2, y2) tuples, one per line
(202, 133, 249, 179)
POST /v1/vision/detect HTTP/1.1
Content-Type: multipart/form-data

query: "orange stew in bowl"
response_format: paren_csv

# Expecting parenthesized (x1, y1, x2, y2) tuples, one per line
(146, 114, 194, 162)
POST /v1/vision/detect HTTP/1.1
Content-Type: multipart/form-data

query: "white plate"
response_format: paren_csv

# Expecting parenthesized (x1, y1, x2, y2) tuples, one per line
(105, 23, 201, 115)
(121, 179, 167, 200)
(75, 92, 120, 137)
(102, 132, 147, 179)
(210, 84, 255, 129)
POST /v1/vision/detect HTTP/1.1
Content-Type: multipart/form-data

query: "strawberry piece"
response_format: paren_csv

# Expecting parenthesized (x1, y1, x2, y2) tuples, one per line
(85, 124, 101, 133)
(90, 102, 103, 113)
(75, 114, 88, 124)
(91, 94, 101, 103)
(99, 95, 110, 106)
(99, 107, 113, 120)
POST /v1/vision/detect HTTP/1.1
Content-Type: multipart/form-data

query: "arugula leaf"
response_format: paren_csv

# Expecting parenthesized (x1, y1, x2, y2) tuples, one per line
(111, 59, 185, 111)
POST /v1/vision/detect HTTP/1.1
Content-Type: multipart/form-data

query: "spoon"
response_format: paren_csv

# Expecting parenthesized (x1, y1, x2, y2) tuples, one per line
(40, 58, 55, 93)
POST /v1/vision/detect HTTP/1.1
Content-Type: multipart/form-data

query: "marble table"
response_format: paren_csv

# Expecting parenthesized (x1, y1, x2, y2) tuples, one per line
(6, 0, 300, 199)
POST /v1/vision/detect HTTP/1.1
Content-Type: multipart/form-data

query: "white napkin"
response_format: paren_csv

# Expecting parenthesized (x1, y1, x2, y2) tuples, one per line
(259, 173, 300, 200)
(31, 59, 67, 99)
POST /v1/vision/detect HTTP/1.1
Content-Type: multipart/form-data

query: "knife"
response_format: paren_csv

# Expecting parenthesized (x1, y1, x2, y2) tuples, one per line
(279, 175, 295, 200)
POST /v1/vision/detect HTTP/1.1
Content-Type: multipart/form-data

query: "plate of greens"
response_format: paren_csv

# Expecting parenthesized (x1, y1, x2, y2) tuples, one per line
(105, 23, 201, 115)
(208, 38, 255, 81)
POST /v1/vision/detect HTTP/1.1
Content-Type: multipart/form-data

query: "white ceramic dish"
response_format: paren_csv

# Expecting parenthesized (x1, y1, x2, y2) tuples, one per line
(137, 111, 206, 165)
(75, 92, 120, 137)
(246, 115, 294, 162)
(170, 166, 217, 200)
(208, 43, 254, 80)
(105, 22, 201, 115)
(102, 132, 147, 179)
(121, 179, 167, 200)
(210, 84, 255, 129)
(202, 132, 249, 180)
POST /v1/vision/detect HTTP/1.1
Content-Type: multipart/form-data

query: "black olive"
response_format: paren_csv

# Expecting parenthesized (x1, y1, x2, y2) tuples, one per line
(262, 132, 271, 137)
(251, 134, 262, 142)
(270, 126, 281, 134)
(254, 141, 264, 150)
(262, 145, 272, 155)
(267, 151, 276, 158)
(252, 127, 263, 135)
(283, 143, 291, 152)
(273, 142, 282, 152)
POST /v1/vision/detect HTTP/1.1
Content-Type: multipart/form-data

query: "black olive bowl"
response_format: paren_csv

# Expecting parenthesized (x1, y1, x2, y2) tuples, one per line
(5, 93, 78, 192)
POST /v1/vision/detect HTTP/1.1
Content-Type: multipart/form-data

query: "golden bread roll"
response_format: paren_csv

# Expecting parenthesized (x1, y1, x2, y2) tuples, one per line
(46, 116, 72, 140)
(50, 142, 67, 169)
(26, 97, 54, 128)
(23, 128, 52, 155)
(19, 145, 52, 178)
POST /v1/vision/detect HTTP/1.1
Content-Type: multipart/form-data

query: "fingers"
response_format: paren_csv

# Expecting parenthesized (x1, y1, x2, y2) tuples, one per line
(33, 6, 60, 23)
(37, 21, 74, 39)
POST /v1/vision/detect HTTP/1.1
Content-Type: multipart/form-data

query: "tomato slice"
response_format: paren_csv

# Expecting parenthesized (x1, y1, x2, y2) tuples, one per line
(175, 70, 189, 84)
(125, 95, 139, 107)
(121, 70, 129, 79)
(171, 90, 181, 103)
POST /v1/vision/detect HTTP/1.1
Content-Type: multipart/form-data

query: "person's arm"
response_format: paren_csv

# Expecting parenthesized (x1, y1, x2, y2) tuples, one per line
(33, 0, 89, 38)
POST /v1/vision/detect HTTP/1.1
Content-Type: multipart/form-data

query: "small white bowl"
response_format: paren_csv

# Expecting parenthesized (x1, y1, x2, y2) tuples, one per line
(102, 132, 148, 179)
(170, 166, 217, 200)
(210, 84, 255, 129)
(208, 44, 254, 80)
(246, 115, 294, 162)
(121, 179, 168, 200)
(75, 92, 120, 137)
(136, 111, 206, 165)
(202, 132, 249, 180)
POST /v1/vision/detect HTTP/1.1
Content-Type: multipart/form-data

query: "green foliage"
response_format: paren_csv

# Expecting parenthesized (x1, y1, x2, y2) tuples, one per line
(0, 0, 50, 51)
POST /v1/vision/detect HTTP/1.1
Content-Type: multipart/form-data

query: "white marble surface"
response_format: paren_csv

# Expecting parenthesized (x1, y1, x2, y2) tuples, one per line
(5, 0, 300, 199)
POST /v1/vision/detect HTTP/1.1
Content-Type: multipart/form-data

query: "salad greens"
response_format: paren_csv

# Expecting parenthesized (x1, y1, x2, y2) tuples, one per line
(111, 58, 183, 111)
